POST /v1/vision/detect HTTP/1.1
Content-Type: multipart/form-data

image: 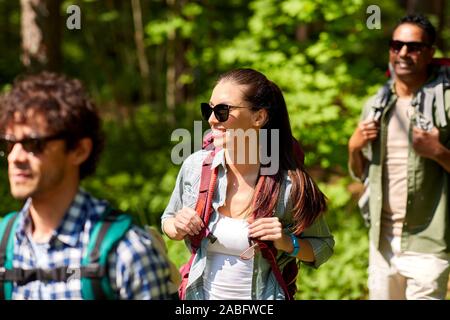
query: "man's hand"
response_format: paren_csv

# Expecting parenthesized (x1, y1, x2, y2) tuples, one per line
(412, 127, 441, 159)
(412, 127, 450, 173)
(348, 119, 379, 179)
(348, 119, 380, 152)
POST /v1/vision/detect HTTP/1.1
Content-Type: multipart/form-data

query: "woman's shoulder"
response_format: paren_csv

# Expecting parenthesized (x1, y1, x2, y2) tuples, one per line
(181, 149, 211, 169)
(177, 148, 217, 182)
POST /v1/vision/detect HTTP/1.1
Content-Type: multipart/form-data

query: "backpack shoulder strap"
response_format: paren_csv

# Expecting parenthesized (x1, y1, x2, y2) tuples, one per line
(434, 65, 449, 128)
(188, 151, 218, 251)
(257, 241, 294, 300)
(249, 177, 294, 300)
(370, 79, 394, 122)
(0, 212, 20, 300)
(410, 64, 449, 129)
(81, 207, 132, 300)
(178, 150, 219, 299)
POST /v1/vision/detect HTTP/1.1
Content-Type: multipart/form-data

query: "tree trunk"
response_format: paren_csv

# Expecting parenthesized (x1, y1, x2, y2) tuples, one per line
(165, 0, 190, 125)
(131, 0, 151, 101)
(165, 0, 177, 125)
(296, 25, 309, 42)
(435, 0, 446, 53)
(21, 0, 62, 72)
(405, 0, 419, 13)
(174, 0, 189, 108)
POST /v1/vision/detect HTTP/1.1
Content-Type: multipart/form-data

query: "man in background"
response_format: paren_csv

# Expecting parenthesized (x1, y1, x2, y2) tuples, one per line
(348, 14, 450, 299)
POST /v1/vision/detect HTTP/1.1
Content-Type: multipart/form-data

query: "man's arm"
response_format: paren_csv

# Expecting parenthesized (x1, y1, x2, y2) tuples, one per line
(348, 143, 369, 180)
(348, 119, 379, 180)
(108, 227, 172, 300)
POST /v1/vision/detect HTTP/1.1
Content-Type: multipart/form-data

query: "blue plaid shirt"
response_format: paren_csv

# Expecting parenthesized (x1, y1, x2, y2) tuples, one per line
(10, 189, 171, 300)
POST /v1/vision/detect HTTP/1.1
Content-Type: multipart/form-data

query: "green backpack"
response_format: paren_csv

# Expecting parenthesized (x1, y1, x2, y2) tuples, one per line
(0, 208, 132, 300)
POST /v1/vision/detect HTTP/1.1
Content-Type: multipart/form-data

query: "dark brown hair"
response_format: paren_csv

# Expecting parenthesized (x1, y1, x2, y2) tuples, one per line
(0, 71, 104, 179)
(218, 68, 327, 234)
(396, 14, 436, 46)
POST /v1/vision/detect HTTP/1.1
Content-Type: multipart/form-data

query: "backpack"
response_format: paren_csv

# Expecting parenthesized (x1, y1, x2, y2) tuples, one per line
(178, 132, 304, 300)
(383, 58, 449, 128)
(145, 225, 181, 298)
(0, 207, 132, 300)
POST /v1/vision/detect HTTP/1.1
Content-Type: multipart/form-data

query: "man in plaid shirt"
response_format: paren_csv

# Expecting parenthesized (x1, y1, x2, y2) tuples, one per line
(0, 72, 171, 299)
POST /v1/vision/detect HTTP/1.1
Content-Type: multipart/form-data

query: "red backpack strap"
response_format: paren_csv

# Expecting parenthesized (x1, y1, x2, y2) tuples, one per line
(202, 131, 215, 151)
(257, 241, 294, 300)
(249, 175, 294, 300)
(188, 151, 219, 251)
(178, 151, 218, 299)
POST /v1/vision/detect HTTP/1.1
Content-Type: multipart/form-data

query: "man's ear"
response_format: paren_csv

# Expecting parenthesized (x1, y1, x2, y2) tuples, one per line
(430, 46, 436, 59)
(253, 108, 269, 128)
(425, 46, 436, 63)
(70, 138, 93, 166)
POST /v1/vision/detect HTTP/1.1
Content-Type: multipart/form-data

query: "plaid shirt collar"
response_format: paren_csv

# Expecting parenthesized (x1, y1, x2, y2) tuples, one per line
(16, 188, 108, 247)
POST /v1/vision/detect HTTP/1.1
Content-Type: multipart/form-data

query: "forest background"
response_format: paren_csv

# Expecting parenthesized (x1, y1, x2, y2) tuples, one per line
(0, 0, 449, 299)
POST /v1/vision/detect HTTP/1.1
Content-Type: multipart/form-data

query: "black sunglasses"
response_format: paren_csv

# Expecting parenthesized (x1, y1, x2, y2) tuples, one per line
(389, 40, 430, 53)
(201, 103, 249, 122)
(0, 133, 67, 157)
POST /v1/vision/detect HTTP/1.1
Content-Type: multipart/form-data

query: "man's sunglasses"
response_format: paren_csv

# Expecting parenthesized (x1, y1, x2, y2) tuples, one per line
(389, 40, 430, 53)
(201, 102, 249, 122)
(0, 133, 67, 157)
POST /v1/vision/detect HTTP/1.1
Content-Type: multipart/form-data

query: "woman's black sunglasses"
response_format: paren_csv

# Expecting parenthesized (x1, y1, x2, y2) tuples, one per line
(0, 133, 67, 157)
(201, 103, 249, 122)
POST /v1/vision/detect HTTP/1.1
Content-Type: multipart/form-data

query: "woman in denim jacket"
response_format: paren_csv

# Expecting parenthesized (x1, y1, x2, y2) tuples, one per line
(162, 68, 334, 300)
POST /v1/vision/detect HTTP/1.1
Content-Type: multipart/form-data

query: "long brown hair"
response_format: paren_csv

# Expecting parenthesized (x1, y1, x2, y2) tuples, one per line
(217, 68, 327, 234)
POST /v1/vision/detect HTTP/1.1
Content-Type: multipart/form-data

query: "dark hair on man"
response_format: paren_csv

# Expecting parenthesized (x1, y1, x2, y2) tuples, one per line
(396, 14, 436, 45)
(0, 71, 104, 179)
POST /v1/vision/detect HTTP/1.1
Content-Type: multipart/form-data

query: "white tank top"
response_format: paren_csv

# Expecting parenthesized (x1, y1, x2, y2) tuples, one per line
(203, 214, 254, 300)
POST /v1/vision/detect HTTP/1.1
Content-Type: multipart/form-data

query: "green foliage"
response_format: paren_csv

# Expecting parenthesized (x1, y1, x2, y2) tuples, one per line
(165, 236, 190, 269)
(297, 180, 369, 300)
(83, 105, 180, 227)
(297, 214, 369, 300)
